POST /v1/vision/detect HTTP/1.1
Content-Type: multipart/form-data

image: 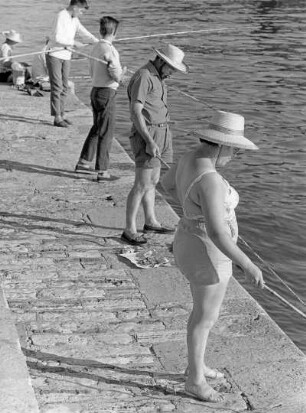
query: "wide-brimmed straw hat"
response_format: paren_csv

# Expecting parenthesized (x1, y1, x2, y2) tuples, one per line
(2, 30, 22, 43)
(194, 110, 258, 150)
(154, 44, 188, 73)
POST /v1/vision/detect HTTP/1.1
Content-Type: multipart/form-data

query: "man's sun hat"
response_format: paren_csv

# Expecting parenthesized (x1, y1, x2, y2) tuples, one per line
(2, 30, 22, 43)
(193, 110, 258, 150)
(154, 44, 188, 73)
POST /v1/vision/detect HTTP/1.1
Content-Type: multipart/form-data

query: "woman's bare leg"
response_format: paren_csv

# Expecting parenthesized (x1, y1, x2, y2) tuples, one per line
(185, 279, 230, 401)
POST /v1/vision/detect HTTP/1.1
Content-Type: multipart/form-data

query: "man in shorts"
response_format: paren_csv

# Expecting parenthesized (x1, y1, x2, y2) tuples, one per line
(121, 44, 188, 245)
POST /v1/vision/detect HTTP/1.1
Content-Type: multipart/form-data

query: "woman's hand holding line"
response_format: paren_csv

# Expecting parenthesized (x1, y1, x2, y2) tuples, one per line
(244, 262, 265, 289)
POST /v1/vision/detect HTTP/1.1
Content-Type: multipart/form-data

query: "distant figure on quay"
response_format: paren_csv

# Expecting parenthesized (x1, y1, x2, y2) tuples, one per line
(46, 0, 99, 128)
(121, 44, 189, 246)
(0, 30, 22, 83)
(161, 110, 265, 402)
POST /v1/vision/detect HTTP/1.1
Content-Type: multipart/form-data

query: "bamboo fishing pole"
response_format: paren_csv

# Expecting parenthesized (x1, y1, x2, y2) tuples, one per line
(1, 25, 255, 62)
(0, 46, 67, 62)
(66, 47, 108, 65)
(0, 44, 94, 63)
(115, 26, 255, 42)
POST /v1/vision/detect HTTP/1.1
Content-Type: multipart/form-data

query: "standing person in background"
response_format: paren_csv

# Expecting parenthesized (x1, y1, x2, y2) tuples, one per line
(161, 110, 265, 402)
(46, 0, 99, 127)
(121, 44, 188, 246)
(0, 30, 22, 83)
(75, 16, 126, 181)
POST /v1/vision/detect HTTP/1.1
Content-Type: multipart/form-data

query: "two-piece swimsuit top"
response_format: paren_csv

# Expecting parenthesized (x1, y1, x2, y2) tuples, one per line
(181, 169, 239, 224)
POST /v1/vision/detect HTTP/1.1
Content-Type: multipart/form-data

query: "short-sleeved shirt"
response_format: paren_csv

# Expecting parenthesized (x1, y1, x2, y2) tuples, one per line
(0, 43, 12, 73)
(127, 60, 169, 130)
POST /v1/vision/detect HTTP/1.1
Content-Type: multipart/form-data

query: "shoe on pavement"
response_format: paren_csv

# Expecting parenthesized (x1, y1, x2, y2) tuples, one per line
(54, 120, 68, 128)
(75, 164, 96, 174)
(97, 170, 111, 179)
(97, 171, 119, 182)
(143, 224, 175, 234)
(121, 232, 147, 245)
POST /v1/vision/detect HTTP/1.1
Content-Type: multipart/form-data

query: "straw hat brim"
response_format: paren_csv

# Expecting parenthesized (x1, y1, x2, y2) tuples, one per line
(194, 129, 259, 150)
(154, 48, 188, 73)
(3, 32, 22, 43)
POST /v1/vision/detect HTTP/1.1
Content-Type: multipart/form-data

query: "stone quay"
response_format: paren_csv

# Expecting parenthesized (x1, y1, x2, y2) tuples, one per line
(0, 84, 305, 413)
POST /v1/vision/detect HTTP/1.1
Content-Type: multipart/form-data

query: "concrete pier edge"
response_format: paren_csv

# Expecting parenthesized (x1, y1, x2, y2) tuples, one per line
(0, 84, 305, 413)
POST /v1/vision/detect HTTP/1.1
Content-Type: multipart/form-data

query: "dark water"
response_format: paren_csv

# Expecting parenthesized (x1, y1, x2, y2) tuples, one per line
(1, 0, 305, 352)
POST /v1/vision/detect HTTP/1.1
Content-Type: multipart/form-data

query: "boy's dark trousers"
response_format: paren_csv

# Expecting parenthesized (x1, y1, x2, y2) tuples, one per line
(80, 87, 116, 171)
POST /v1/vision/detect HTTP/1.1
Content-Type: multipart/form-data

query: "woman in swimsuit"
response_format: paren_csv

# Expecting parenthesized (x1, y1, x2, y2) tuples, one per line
(161, 110, 265, 403)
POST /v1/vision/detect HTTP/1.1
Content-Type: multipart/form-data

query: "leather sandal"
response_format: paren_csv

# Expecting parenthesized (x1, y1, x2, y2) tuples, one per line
(184, 366, 224, 380)
(185, 383, 224, 403)
(121, 232, 147, 245)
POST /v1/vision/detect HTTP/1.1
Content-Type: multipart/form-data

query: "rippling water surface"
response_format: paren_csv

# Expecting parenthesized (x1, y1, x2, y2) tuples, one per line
(1, 0, 305, 352)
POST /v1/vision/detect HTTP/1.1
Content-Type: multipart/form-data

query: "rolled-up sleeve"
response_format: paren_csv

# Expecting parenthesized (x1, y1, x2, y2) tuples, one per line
(106, 48, 123, 83)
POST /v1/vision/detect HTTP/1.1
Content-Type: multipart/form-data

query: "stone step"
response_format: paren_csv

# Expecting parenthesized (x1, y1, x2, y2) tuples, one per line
(28, 343, 155, 366)
(8, 297, 148, 313)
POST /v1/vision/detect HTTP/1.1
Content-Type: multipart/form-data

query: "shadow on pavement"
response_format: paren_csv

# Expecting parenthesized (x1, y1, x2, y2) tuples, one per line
(0, 159, 95, 180)
(0, 113, 51, 126)
(0, 211, 122, 236)
(23, 348, 188, 397)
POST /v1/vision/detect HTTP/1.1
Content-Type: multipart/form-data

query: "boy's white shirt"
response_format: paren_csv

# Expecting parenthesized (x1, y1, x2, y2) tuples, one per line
(48, 9, 98, 60)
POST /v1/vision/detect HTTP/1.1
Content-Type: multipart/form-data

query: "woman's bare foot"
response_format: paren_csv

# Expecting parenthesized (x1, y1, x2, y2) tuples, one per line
(184, 365, 224, 379)
(185, 380, 224, 403)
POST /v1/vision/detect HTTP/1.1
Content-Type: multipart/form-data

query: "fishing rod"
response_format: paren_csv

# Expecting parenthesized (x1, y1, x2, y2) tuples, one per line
(116, 26, 255, 42)
(0, 44, 93, 63)
(0, 25, 255, 62)
(0, 46, 66, 62)
(66, 47, 108, 65)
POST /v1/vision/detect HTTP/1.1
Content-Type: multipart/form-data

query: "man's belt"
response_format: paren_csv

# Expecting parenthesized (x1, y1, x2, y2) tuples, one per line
(147, 122, 169, 128)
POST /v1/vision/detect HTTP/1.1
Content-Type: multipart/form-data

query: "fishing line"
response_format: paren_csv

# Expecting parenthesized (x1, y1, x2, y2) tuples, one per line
(167, 84, 215, 110)
(264, 285, 306, 319)
(238, 235, 306, 306)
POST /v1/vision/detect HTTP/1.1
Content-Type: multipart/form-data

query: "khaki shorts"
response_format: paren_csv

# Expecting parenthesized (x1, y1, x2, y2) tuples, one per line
(129, 125, 173, 168)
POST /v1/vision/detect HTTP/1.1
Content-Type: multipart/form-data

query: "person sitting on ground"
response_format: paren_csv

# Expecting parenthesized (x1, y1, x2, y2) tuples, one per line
(0, 30, 22, 83)
(46, 0, 99, 128)
(75, 16, 127, 181)
(161, 110, 265, 403)
(121, 44, 188, 246)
